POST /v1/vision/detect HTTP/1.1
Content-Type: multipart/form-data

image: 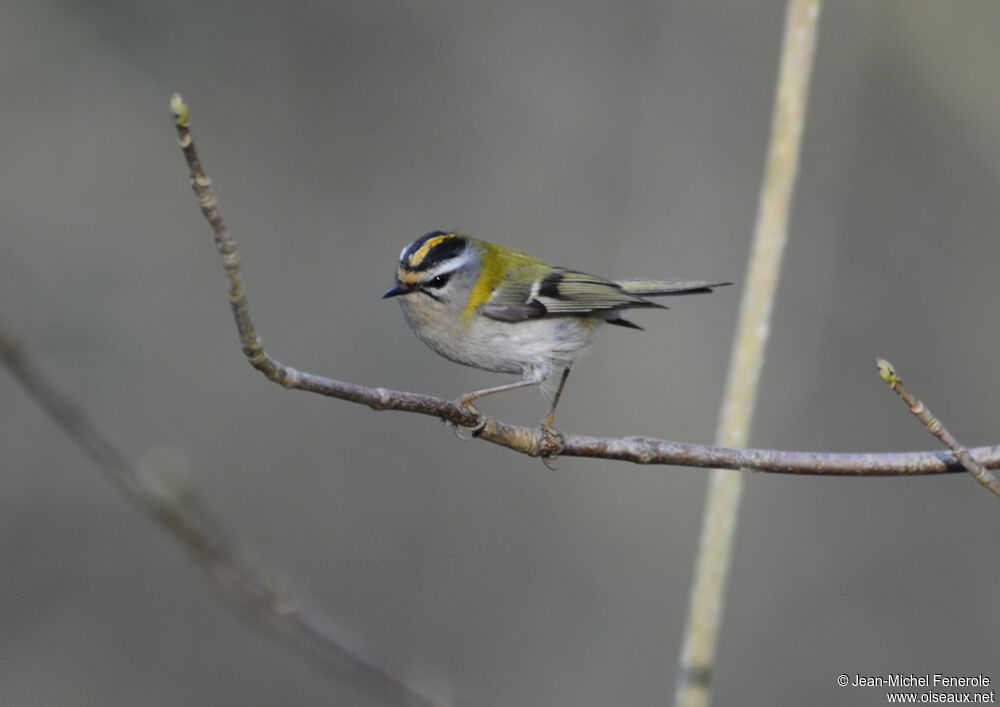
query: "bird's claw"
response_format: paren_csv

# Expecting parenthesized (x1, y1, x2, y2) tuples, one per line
(451, 397, 486, 439)
(536, 421, 566, 468)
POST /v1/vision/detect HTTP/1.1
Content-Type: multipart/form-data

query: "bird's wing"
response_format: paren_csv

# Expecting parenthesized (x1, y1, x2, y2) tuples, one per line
(478, 268, 659, 322)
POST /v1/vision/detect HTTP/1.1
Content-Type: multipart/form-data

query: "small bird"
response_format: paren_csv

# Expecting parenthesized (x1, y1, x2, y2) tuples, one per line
(383, 231, 729, 428)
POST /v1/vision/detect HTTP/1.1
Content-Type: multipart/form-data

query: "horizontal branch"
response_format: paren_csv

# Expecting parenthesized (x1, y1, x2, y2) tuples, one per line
(170, 94, 1000, 478)
(215, 362, 1000, 475)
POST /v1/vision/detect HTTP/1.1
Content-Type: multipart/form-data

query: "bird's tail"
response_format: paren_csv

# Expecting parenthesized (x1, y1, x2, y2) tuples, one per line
(616, 279, 732, 297)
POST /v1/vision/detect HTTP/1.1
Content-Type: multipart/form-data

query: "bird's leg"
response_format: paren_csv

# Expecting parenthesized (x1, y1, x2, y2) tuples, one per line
(533, 367, 571, 467)
(453, 374, 545, 437)
(540, 366, 571, 431)
(457, 377, 542, 408)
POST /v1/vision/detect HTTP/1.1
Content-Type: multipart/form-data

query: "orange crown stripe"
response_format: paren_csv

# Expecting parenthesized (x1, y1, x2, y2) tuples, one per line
(407, 233, 455, 268)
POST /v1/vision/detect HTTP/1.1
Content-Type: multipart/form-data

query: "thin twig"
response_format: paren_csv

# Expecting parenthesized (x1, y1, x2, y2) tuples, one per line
(0, 326, 449, 707)
(878, 358, 1000, 498)
(675, 2, 822, 706)
(167, 93, 1000, 478)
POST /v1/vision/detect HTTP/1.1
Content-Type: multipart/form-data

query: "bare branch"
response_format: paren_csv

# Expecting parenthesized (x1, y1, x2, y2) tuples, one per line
(878, 358, 1000, 498)
(0, 325, 450, 707)
(168, 93, 1000, 478)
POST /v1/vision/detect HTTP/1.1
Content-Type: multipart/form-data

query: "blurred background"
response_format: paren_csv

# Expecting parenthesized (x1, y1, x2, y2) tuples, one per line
(2, 1, 999, 705)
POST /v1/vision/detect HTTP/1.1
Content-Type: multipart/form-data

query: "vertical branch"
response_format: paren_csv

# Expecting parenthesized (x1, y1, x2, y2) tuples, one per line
(674, 2, 822, 705)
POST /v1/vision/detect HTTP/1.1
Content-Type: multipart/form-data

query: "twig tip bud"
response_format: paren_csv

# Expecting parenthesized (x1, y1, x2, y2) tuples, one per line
(170, 93, 189, 126)
(876, 357, 897, 384)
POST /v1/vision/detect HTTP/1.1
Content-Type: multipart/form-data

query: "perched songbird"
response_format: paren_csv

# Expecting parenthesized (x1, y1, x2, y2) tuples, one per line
(383, 231, 729, 427)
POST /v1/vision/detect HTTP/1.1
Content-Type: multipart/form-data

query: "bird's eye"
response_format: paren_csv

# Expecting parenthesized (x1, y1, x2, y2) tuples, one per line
(426, 273, 450, 289)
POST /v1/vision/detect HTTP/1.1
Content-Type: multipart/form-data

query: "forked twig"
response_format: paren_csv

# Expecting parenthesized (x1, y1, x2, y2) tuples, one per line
(878, 358, 1000, 498)
(168, 93, 1000, 479)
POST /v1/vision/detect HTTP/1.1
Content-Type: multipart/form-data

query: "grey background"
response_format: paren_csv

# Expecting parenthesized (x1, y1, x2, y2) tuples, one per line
(2, 1, 999, 705)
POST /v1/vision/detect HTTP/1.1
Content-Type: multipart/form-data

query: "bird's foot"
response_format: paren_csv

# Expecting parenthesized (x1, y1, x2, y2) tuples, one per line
(451, 395, 486, 439)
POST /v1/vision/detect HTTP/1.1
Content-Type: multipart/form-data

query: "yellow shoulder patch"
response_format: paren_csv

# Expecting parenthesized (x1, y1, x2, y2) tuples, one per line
(463, 241, 505, 321)
(462, 241, 542, 321)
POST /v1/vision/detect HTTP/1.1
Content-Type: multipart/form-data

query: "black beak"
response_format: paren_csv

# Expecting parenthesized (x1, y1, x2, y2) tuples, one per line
(382, 281, 413, 299)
